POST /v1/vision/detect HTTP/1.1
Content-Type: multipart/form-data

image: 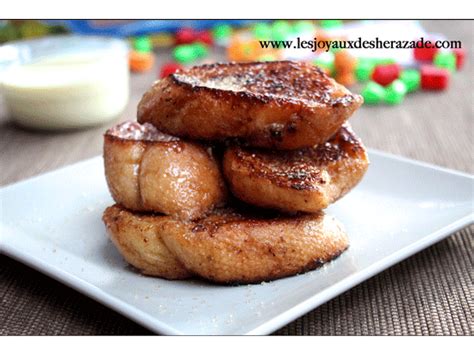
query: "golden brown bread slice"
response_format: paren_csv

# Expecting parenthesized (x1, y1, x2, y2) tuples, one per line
(137, 61, 363, 150)
(160, 207, 349, 284)
(223, 124, 369, 213)
(103, 204, 191, 279)
(104, 121, 227, 220)
(102, 204, 349, 284)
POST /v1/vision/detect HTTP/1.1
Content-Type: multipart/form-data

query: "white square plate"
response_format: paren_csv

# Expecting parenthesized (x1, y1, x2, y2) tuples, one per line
(1, 149, 472, 335)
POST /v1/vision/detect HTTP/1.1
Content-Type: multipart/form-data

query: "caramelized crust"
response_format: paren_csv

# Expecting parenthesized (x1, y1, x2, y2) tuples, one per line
(137, 61, 363, 150)
(102, 204, 191, 279)
(223, 125, 369, 212)
(160, 206, 349, 284)
(103, 204, 349, 284)
(104, 121, 227, 220)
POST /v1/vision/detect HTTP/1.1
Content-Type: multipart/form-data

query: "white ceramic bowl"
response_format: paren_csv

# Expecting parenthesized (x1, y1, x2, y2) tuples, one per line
(0, 35, 130, 130)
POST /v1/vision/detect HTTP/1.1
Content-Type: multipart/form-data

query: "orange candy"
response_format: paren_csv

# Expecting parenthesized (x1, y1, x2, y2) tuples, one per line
(227, 40, 257, 62)
(313, 30, 331, 53)
(334, 50, 356, 75)
(129, 50, 155, 72)
(227, 38, 280, 62)
(334, 50, 356, 86)
(335, 72, 356, 86)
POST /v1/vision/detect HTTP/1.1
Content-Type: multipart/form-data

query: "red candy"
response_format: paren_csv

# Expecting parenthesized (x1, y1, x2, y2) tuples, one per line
(372, 64, 401, 86)
(175, 28, 213, 46)
(175, 27, 196, 45)
(195, 30, 213, 45)
(420, 65, 449, 90)
(452, 48, 465, 70)
(414, 40, 439, 61)
(160, 62, 183, 78)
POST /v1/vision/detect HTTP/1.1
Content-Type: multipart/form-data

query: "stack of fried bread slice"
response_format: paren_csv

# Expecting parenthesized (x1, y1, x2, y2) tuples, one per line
(103, 61, 368, 284)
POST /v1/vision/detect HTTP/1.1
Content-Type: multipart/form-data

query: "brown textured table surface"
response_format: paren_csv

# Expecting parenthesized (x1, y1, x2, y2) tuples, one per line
(0, 20, 473, 335)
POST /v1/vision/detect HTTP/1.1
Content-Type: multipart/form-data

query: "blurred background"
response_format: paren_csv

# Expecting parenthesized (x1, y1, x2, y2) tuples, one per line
(0, 20, 472, 186)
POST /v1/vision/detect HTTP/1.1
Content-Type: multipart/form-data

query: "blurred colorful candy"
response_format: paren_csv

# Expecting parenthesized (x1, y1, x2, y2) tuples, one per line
(361, 81, 386, 105)
(355, 58, 375, 82)
(133, 36, 153, 53)
(291, 20, 314, 35)
(313, 29, 331, 53)
(227, 40, 244, 61)
(160, 62, 183, 78)
(384, 80, 407, 105)
(271, 20, 291, 41)
(173, 42, 209, 64)
(253, 22, 272, 40)
(320, 20, 343, 30)
(452, 48, 466, 69)
(129, 51, 154, 72)
(173, 44, 199, 63)
(413, 41, 438, 61)
(175, 27, 196, 45)
(193, 42, 209, 58)
(175, 27, 213, 47)
(399, 69, 421, 92)
(195, 30, 213, 46)
(336, 72, 356, 87)
(372, 63, 401, 86)
(433, 51, 456, 72)
(334, 50, 356, 86)
(335, 50, 356, 73)
(227, 39, 261, 62)
(420, 65, 449, 90)
(212, 24, 232, 45)
(313, 52, 335, 75)
(150, 33, 174, 47)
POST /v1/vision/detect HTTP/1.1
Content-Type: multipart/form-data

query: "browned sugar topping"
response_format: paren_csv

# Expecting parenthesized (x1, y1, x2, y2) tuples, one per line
(189, 206, 319, 234)
(106, 121, 179, 142)
(234, 125, 364, 190)
(172, 61, 353, 105)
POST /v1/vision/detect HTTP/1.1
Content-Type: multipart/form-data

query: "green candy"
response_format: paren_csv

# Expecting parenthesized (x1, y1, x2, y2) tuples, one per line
(212, 24, 232, 41)
(433, 52, 456, 72)
(313, 53, 335, 75)
(133, 36, 153, 53)
(253, 22, 272, 40)
(384, 80, 407, 105)
(193, 42, 209, 58)
(355, 58, 375, 82)
(355, 57, 395, 81)
(272, 20, 291, 41)
(292, 20, 315, 35)
(320, 20, 343, 29)
(361, 81, 386, 105)
(173, 44, 199, 64)
(400, 69, 420, 92)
